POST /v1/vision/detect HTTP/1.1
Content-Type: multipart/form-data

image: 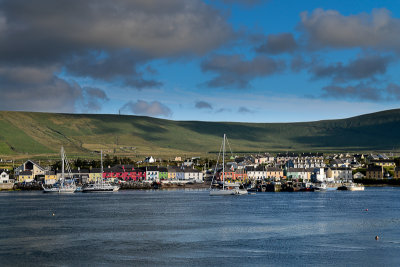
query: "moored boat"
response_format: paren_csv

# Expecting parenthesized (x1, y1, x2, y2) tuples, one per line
(210, 134, 247, 196)
(346, 183, 365, 191)
(337, 183, 365, 191)
(313, 183, 327, 192)
(82, 150, 119, 193)
(42, 147, 76, 194)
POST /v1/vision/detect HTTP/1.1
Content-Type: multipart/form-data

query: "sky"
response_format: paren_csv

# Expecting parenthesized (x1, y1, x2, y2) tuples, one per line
(1, 0, 400, 122)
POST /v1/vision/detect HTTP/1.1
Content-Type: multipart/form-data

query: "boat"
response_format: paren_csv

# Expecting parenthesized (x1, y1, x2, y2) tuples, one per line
(82, 150, 119, 193)
(313, 183, 327, 192)
(42, 147, 76, 193)
(299, 182, 314, 192)
(337, 183, 365, 191)
(210, 134, 247, 196)
(346, 183, 365, 191)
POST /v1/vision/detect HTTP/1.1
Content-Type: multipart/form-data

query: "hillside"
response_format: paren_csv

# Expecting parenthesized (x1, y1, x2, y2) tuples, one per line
(0, 109, 400, 158)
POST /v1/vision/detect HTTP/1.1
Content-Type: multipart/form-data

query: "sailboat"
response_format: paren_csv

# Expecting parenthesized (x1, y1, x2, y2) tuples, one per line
(210, 134, 248, 196)
(82, 150, 119, 192)
(42, 147, 76, 193)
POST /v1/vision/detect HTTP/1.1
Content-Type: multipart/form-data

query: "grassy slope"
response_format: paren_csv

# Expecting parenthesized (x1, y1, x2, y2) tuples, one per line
(0, 109, 400, 157)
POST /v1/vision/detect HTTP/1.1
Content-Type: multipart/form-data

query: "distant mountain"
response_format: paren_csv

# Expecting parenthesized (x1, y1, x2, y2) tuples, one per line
(0, 109, 400, 157)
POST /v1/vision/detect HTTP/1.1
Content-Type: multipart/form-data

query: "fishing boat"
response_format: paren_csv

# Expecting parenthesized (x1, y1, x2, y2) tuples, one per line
(42, 147, 76, 193)
(346, 183, 365, 191)
(337, 183, 365, 191)
(82, 150, 119, 193)
(210, 134, 247, 196)
(313, 183, 327, 192)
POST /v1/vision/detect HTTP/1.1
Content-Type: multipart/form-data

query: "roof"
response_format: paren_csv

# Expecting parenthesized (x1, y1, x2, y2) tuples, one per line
(25, 160, 46, 171)
(167, 166, 180, 172)
(367, 165, 383, 171)
(19, 170, 32, 175)
(329, 167, 351, 171)
(287, 168, 307, 172)
(246, 166, 265, 171)
(146, 166, 158, 171)
(267, 167, 282, 172)
(158, 167, 168, 172)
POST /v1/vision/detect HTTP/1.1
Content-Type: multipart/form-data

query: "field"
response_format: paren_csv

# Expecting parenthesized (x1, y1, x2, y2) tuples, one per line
(1, 109, 400, 160)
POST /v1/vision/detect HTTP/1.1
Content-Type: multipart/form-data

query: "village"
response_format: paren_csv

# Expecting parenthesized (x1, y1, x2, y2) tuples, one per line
(1, 152, 400, 190)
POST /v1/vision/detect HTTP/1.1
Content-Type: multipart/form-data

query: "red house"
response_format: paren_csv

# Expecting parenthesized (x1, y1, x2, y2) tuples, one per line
(103, 165, 146, 181)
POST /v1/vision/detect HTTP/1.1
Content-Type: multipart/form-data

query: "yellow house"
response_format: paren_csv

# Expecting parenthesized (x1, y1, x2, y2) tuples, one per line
(45, 171, 57, 185)
(266, 167, 284, 180)
(167, 167, 178, 180)
(18, 170, 34, 183)
(89, 171, 102, 183)
(371, 160, 395, 167)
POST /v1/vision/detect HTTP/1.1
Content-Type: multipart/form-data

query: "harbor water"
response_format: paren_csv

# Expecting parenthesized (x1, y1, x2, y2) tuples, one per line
(1, 187, 400, 266)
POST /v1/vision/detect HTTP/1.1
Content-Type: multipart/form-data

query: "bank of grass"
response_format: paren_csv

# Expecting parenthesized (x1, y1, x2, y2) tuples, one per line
(1, 108, 400, 160)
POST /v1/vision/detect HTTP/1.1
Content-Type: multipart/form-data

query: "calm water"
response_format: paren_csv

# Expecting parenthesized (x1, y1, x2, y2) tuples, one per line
(1, 187, 400, 266)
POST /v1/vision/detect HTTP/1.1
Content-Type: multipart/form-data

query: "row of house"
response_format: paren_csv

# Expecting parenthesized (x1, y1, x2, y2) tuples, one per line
(14, 160, 204, 184)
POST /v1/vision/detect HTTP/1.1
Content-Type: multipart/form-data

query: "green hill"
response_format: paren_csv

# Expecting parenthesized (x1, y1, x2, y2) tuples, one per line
(0, 109, 400, 158)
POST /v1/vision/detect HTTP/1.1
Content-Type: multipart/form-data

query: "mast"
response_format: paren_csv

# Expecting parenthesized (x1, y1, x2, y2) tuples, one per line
(61, 146, 64, 189)
(101, 150, 103, 185)
(223, 134, 225, 190)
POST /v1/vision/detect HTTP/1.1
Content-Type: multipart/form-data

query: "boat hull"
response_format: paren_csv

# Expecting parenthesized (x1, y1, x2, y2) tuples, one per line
(82, 184, 119, 193)
(347, 186, 365, 191)
(42, 187, 76, 193)
(235, 189, 248, 195)
(210, 189, 236, 196)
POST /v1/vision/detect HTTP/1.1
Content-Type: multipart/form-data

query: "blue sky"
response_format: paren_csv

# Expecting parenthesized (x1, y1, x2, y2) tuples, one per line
(1, 0, 400, 122)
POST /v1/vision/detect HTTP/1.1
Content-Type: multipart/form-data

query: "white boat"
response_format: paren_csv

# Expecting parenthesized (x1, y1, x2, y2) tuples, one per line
(210, 134, 247, 196)
(82, 183, 119, 192)
(82, 150, 119, 193)
(346, 183, 365, 191)
(313, 183, 327, 192)
(43, 147, 76, 193)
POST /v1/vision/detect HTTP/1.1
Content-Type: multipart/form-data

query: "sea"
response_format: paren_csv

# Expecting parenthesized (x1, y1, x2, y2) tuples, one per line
(1, 187, 400, 266)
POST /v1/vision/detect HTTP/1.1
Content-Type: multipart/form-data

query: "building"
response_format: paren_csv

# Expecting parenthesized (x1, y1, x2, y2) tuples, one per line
(394, 167, 400, 179)
(144, 156, 156, 163)
(89, 168, 102, 183)
(103, 165, 146, 182)
(246, 166, 266, 180)
(370, 159, 396, 167)
(17, 170, 34, 183)
(254, 154, 274, 165)
(167, 166, 179, 180)
(266, 167, 283, 180)
(146, 166, 159, 182)
(15, 160, 46, 179)
(286, 168, 310, 181)
(44, 171, 57, 185)
(366, 165, 384, 179)
(0, 170, 13, 184)
(312, 168, 326, 182)
(326, 167, 352, 182)
(158, 167, 168, 180)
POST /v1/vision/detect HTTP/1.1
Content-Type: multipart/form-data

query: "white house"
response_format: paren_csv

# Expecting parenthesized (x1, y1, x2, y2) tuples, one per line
(146, 166, 159, 182)
(175, 167, 203, 182)
(327, 167, 352, 182)
(0, 170, 13, 184)
(312, 168, 327, 182)
(246, 166, 267, 180)
(144, 156, 156, 163)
